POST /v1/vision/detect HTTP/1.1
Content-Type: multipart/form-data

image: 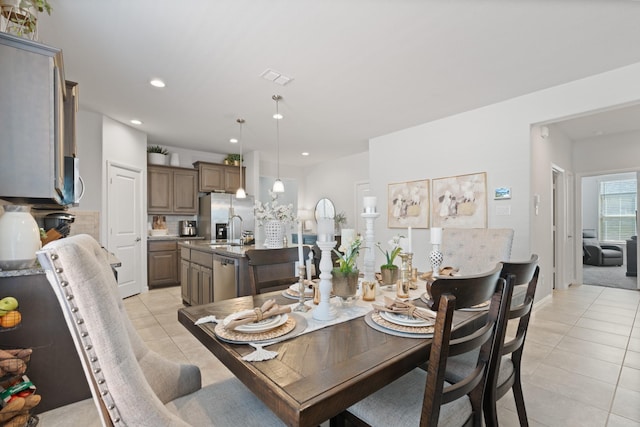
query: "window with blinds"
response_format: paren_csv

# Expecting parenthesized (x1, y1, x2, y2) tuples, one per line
(599, 178, 637, 241)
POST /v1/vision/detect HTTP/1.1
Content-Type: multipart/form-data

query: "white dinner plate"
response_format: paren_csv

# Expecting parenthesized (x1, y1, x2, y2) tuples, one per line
(223, 311, 289, 333)
(289, 283, 314, 296)
(380, 310, 435, 327)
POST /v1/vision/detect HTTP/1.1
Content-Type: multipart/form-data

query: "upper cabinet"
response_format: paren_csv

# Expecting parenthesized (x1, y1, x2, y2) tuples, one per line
(194, 161, 245, 193)
(0, 33, 77, 206)
(148, 165, 198, 214)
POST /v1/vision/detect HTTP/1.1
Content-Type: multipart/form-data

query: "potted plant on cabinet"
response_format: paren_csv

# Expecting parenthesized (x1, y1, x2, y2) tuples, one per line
(376, 235, 403, 286)
(225, 154, 242, 166)
(0, 0, 52, 40)
(147, 145, 168, 165)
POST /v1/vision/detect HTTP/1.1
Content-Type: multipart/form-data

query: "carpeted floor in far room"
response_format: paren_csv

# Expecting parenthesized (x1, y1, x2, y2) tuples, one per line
(583, 263, 638, 290)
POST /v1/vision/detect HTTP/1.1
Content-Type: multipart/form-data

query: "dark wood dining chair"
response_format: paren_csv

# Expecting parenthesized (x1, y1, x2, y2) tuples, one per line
(336, 263, 514, 427)
(446, 254, 539, 427)
(245, 246, 311, 294)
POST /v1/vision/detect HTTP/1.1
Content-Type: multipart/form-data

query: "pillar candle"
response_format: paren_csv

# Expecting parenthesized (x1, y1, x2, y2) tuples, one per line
(341, 228, 355, 246)
(317, 218, 335, 242)
(407, 227, 412, 253)
(431, 227, 442, 245)
(297, 221, 304, 266)
(363, 196, 377, 213)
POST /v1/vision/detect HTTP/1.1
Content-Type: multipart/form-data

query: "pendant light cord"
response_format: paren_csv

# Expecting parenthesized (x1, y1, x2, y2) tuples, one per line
(276, 98, 280, 180)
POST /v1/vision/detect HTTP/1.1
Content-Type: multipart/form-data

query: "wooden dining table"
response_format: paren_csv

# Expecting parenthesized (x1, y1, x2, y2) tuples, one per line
(178, 291, 483, 427)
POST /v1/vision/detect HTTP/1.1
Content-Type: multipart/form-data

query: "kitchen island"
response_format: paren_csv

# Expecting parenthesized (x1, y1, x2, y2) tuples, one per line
(178, 241, 313, 305)
(178, 241, 255, 305)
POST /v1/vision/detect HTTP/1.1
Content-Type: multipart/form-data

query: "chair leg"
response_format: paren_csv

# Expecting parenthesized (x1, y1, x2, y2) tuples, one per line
(511, 355, 529, 427)
(483, 387, 499, 427)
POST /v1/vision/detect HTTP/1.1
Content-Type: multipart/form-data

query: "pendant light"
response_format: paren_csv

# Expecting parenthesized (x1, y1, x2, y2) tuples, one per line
(235, 118, 246, 199)
(272, 94, 285, 193)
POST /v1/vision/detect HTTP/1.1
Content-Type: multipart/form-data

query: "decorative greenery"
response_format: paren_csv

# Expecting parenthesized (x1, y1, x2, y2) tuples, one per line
(333, 234, 363, 274)
(3, 0, 52, 34)
(334, 211, 347, 228)
(376, 235, 404, 270)
(255, 190, 296, 225)
(226, 153, 242, 163)
(147, 145, 168, 155)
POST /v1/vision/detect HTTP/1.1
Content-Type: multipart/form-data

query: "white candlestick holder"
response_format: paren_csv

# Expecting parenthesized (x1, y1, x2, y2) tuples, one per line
(361, 212, 380, 283)
(312, 239, 337, 321)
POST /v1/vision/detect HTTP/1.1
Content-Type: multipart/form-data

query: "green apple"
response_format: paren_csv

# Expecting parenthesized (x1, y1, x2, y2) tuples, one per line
(0, 309, 7, 316)
(0, 297, 18, 312)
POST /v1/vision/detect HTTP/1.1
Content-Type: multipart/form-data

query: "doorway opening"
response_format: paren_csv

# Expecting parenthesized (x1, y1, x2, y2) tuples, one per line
(581, 172, 638, 290)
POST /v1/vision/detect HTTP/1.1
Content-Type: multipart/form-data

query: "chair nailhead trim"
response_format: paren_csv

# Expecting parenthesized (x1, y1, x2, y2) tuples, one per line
(48, 247, 123, 425)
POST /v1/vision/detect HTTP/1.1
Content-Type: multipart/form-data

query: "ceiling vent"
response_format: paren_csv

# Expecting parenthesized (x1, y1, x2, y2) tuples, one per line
(261, 69, 293, 86)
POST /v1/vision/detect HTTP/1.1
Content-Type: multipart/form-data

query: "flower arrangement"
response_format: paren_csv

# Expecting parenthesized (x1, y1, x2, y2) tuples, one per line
(254, 190, 296, 225)
(376, 235, 404, 270)
(333, 234, 363, 274)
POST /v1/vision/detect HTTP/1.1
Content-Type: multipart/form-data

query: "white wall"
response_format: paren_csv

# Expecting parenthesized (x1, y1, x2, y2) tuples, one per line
(100, 116, 147, 244)
(302, 151, 369, 233)
(370, 61, 640, 301)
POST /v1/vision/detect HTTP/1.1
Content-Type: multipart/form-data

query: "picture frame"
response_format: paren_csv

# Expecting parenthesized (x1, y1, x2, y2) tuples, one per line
(494, 187, 511, 200)
(387, 179, 430, 228)
(431, 172, 487, 228)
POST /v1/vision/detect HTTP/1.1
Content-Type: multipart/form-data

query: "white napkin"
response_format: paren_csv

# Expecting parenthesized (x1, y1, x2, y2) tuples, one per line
(242, 343, 279, 361)
(194, 315, 218, 325)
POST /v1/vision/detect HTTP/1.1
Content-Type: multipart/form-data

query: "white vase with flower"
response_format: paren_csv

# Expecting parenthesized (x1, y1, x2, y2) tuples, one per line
(255, 191, 296, 249)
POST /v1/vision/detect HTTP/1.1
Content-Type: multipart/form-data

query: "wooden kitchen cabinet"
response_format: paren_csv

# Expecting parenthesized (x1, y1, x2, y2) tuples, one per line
(148, 165, 198, 214)
(148, 240, 179, 288)
(194, 161, 244, 193)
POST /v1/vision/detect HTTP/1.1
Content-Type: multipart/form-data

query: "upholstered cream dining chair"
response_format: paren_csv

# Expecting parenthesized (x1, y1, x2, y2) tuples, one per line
(37, 234, 285, 427)
(440, 228, 514, 275)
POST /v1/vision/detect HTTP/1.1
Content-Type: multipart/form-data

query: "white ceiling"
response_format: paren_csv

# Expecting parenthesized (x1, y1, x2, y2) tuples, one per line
(36, 0, 640, 166)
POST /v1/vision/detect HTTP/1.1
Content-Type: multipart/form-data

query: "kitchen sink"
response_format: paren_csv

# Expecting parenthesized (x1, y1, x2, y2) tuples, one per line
(209, 240, 242, 247)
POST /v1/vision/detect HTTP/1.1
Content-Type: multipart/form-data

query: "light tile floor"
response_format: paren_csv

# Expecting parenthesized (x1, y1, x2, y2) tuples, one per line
(48, 284, 640, 426)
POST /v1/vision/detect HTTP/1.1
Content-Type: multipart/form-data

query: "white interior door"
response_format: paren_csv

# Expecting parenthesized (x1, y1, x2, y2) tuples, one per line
(107, 162, 145, 298)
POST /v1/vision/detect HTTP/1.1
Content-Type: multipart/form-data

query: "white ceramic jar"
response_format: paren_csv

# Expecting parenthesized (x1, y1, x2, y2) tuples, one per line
(0, 205, 41, 270)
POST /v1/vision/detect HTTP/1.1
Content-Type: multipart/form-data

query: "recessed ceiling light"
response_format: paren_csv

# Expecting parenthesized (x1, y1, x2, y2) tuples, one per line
(150, 79, 165, 88)
(130, 119, 142, 125)
(301, 152, 309, 156)
(230, 138, 238, 144)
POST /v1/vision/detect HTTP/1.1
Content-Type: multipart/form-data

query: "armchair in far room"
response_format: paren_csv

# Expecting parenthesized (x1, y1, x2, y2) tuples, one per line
(582, 229, 623, 266)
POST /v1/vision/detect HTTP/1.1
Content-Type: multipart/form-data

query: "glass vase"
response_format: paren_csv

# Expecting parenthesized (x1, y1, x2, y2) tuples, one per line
(0, 205, 41, 270)
(332, 268, 359, 305)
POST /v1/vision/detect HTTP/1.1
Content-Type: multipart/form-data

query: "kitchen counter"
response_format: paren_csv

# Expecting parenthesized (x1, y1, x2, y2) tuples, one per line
(177, 240, 254, 257)
(147, 235, 206, 241)
(0, 248, 121, 277)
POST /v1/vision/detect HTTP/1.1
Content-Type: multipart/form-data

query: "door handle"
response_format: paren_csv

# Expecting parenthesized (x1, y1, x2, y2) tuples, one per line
(135, 237, 141, 242)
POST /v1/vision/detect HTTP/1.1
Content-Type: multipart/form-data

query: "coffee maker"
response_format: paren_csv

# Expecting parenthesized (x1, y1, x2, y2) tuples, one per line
(179, 220, 197, 237)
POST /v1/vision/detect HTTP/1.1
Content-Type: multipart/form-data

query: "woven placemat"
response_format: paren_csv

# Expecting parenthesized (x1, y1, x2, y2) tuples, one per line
(214, 317, 296, 343)
(371, 311, 435, 335)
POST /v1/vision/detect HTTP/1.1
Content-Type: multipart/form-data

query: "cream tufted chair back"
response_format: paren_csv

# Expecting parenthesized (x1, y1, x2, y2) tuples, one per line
(441, 228, 514, 275)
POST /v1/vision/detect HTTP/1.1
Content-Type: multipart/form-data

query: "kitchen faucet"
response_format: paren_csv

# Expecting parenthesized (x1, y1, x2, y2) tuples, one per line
(228, 214, 243, 245)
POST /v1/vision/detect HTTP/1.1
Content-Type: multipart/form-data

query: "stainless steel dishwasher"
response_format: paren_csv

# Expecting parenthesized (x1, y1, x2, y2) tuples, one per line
(213, 255, 238, 301)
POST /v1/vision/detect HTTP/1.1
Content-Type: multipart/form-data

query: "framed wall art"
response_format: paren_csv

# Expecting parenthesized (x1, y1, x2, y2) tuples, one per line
(387, 179, 430, 228)
(431, 172, 487, 228)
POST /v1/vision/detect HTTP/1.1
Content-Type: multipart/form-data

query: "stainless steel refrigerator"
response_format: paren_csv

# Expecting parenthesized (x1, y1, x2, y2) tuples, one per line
(199, 193, 255, 242)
